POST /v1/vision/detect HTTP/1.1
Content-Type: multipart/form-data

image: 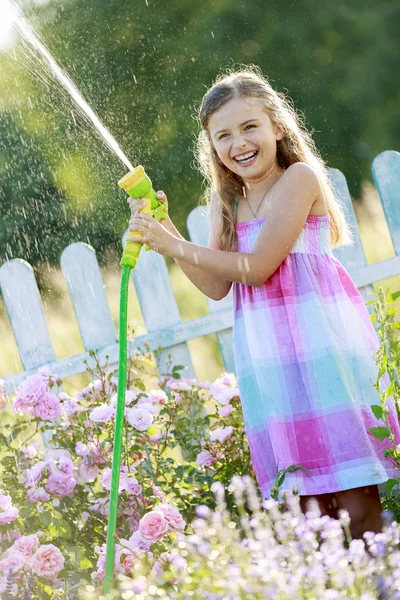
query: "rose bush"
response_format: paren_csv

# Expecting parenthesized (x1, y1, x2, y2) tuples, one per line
(0, 346, 255, 598)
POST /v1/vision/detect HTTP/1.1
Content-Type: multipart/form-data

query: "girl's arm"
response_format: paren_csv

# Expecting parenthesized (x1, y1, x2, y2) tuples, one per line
(130, 191, 232, 301)
(163, 209, 232, 301)
(167, 163, 321, 286)
(129, 163, 321, 287)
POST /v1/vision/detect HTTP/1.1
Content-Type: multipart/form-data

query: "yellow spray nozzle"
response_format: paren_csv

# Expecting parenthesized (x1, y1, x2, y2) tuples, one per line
(118, 165, 167, 269)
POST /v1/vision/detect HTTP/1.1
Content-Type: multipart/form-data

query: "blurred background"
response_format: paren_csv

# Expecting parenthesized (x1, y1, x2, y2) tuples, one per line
(0, 0, 399, 390)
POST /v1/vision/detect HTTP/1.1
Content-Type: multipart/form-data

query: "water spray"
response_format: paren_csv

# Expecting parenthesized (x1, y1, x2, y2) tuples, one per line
(3, 1, 165, 592)
(104, 166, 167, 595)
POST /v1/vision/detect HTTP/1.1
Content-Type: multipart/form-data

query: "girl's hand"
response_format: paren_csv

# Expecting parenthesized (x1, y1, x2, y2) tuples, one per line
(128, 210, 177, 256)
(127, 190, 169, 221)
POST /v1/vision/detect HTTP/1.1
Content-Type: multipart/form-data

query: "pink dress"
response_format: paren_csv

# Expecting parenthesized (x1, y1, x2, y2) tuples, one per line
(232, 206, 400, 498)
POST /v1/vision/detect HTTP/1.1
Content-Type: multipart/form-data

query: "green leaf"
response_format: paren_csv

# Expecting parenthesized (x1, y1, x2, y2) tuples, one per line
(39, 511, 53, 526)
(277, 473, 286, 487)
(172, 365, 186, 372)
(368, 426, 391, 440)
(371, 404, 383, 420)
(386, 478, 399, 494)
(386, 291, 400, 303)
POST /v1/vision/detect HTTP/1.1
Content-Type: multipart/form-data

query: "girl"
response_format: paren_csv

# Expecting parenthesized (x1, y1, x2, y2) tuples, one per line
(127, 67, 400, 540)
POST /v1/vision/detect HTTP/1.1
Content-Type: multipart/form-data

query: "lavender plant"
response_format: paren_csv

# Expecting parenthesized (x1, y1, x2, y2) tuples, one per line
(80, 476, 400, 600)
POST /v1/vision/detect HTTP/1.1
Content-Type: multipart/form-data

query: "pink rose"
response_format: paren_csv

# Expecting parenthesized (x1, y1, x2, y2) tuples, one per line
(78, 459, 99, 484)
(155, 503, 186, 533)
(25, 461, 47, 487)
(168, 380, 192, 391)
(27, 487, 50, 504)
(219, 404, 233, 417)
(0, 551, 25, 574)
(139, 510, 169, 541)
(123, 530, 152, 552)
(15, 374, 47, 406)
(126, 407, 153, 431)
(111, 390, 137, 408)
(215, 388, 239, 406)
(89, 404, 115, 423)
(12, 395, 35, 415)
(35, 392, 62, 421)
(57, 456, 74, 477)
(45, 450, 73, 474)
(45, 472, 76, 497)
(12, 534, 39, 559)
(22, 442, 40, 459)
(193, 380, 211, 389)
(61, 396, 86, 418)
(152, 485, 165, 500)
(135, 400, 159, 415)
(75, 442, 88, 456)
(100, 468, 127, 492)
(218, 373, 237, 386)
(210, 426, 234, 444)
(0, 495, 19, 525)
(146, 390, 168, 404)
(195, 450, 217, 467)
(125, 476, 142, 496)
(31, 544, 65, 579)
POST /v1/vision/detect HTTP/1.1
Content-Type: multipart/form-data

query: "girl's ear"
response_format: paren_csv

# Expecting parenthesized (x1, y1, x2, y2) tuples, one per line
(275, 123, 285, 141)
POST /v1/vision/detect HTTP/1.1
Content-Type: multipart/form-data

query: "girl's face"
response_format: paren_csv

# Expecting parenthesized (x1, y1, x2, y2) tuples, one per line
(208, 96, 284, 182)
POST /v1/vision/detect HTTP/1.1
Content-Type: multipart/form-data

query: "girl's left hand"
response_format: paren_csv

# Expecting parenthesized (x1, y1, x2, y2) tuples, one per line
(128, 210, 177, 256)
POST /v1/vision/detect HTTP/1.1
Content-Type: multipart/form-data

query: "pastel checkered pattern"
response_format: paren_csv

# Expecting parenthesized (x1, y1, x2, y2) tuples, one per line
(232, 213, 400, 498)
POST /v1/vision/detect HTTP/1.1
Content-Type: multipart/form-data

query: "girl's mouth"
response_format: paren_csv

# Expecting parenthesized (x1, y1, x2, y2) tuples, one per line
(233, 150, 259, 167)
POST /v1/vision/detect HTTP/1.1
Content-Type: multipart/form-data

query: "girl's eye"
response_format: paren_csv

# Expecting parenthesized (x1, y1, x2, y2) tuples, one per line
(245, 124, 255, 130)
(218, 133, 228, 140)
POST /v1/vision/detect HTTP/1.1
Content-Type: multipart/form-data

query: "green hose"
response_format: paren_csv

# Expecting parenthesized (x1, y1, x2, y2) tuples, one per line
(104, 264, 130, 594)
(103, 165, 167, 595)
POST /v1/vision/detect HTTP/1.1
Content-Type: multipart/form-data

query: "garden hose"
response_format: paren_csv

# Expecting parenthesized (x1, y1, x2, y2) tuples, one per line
(104, 166, 167, 594)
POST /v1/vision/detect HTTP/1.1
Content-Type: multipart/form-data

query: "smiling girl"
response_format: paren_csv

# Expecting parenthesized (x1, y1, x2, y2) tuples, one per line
(127, 67, 400, 540)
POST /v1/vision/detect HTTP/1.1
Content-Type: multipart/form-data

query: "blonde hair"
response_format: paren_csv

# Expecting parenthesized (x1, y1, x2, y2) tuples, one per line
(194, 66, 353, 251)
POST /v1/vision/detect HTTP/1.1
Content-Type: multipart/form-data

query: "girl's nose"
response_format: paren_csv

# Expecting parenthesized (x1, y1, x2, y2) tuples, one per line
(233, 135, 247, 150)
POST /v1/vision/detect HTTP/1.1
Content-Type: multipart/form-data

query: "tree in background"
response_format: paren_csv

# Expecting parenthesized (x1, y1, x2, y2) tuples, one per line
(0, 0, 399, 266)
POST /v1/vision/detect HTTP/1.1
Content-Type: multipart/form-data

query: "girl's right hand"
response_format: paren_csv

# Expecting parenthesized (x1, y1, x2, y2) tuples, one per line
(127, 190, 169, 221)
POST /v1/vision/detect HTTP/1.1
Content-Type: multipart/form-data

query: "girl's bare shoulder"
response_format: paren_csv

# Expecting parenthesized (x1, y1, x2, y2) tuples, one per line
(284, 162, 327, 216)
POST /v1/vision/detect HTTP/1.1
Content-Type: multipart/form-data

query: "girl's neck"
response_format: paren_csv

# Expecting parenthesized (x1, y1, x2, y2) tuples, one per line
(242, 164, 285, 200)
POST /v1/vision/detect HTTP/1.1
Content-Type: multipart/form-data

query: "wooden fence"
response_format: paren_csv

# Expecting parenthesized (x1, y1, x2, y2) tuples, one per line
(1, 150, 400, 396)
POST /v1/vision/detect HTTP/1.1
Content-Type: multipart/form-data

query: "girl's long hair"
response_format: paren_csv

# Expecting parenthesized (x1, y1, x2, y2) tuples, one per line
(194, 66, 353, 251)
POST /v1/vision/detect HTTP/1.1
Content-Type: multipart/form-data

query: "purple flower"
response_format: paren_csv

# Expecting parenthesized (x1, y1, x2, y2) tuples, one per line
(45, 472, 77, 497)
(27, 487, 50, 504)
(15, 374, 47, 406)
(209, 426, 234, 444)
(195, 450, 217, 467)
(25, 461, 47, 487)
(126, 407, 153, 431)
(89, 404, 115, 423)
(35, 392, 62, 421)
(0, 495, 19, 525)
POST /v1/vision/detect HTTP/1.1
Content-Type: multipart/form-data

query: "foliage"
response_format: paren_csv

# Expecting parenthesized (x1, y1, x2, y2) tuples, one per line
(367, 286, 400, 522)
(1, 0, 399, 264)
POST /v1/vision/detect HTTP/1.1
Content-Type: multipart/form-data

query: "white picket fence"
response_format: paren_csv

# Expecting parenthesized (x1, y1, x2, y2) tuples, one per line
(1, 151, 400, 397)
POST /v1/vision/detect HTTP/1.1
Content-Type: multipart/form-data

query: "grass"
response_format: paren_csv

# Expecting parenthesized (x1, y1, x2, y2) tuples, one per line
(1, 179, 400, 394)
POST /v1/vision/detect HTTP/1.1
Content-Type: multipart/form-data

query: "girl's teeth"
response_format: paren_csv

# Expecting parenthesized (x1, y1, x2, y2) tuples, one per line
(235, 152, 257, 162)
